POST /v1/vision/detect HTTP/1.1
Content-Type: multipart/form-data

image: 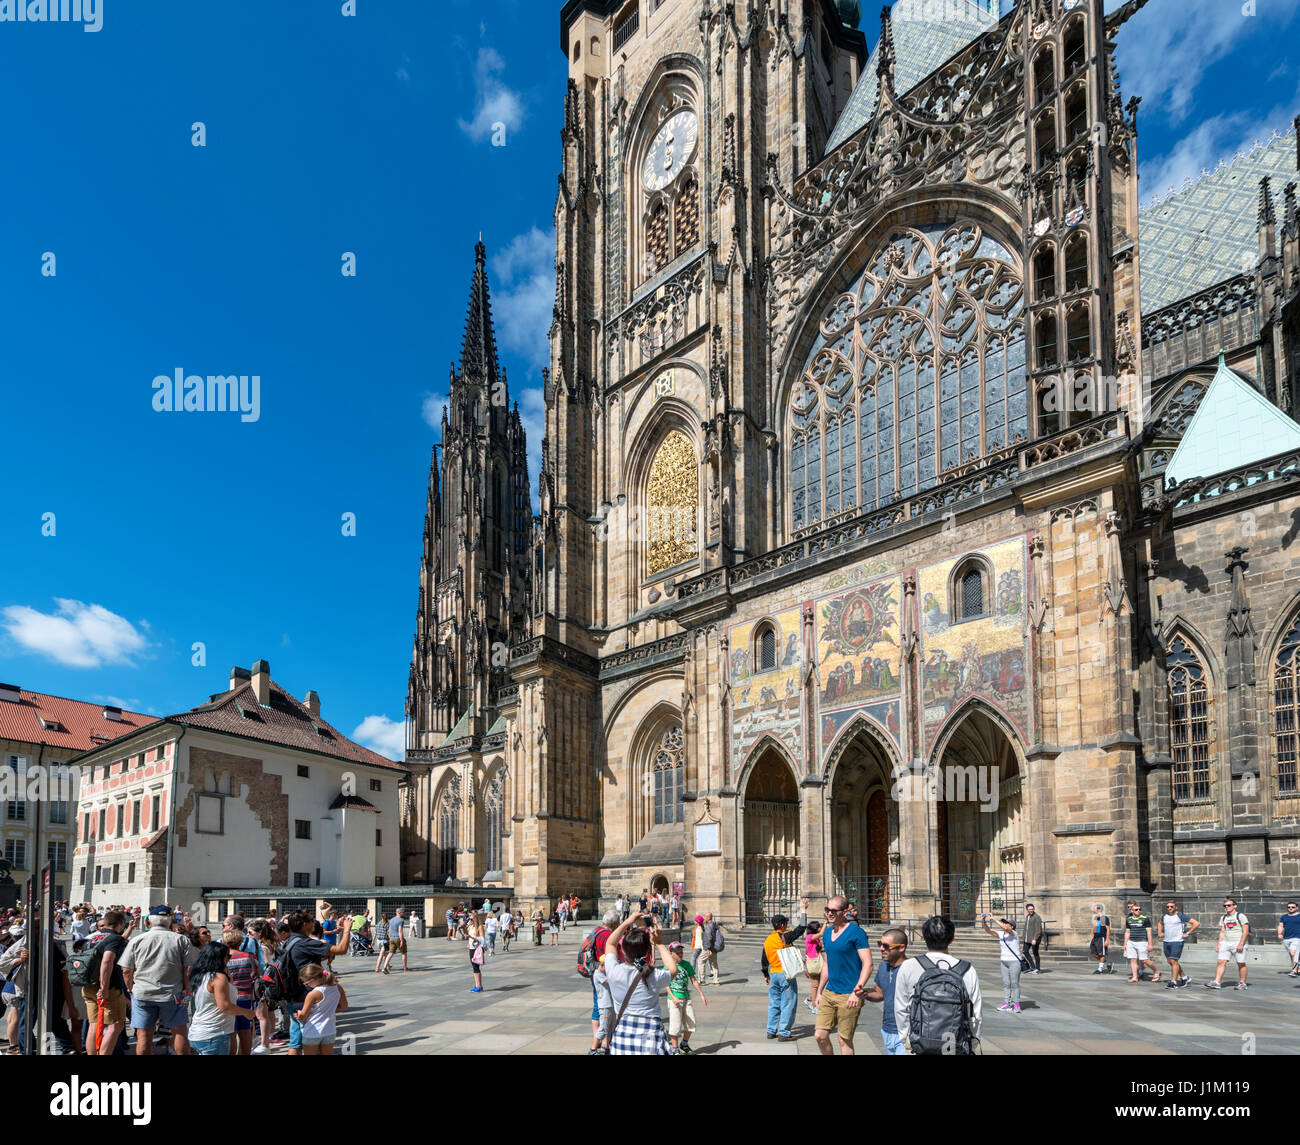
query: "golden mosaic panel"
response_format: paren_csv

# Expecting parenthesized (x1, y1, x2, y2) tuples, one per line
(646, 430, 698, 576)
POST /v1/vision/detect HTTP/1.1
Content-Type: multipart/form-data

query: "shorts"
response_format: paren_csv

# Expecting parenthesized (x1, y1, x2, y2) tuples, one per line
(1163, 941, 1184, 960)
(1089, 933, 1107, 957)
(815, 990, 862, 1042)
(189, 1035, 230, 1055)
(1123, 940, 1149, 960)
(549, 924, 559, 934)
(667, 996, 696, 1038)
(470, 956, 484, 974)
(1283, 937, 1300, 960)
(234, 997, 254, 1031)
(83, 987, 127, 1027)
(388, 938, 406, 954)
(301, 1034, 335, 1047)
(130, 997, 189, 1032)
(1217, 942, 1247, 964)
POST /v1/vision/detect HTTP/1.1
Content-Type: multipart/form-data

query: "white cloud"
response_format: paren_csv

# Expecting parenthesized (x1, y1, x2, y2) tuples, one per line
(490, 226, 555, 372)
(2, 599, 149, 668)
(92, 694, 145, 712)
(458, 48, 525, 143)
(421, 391, 450, 431)
(1106, 0, 1258, 126)
(352, 714, 406, 761)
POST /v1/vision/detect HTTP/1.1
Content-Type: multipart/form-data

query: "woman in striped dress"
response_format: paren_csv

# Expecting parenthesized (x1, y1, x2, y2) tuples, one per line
(603, 913, 677, 1056)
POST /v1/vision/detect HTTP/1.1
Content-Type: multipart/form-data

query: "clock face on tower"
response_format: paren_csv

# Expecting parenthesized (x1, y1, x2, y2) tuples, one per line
(642, 109, 699, 193)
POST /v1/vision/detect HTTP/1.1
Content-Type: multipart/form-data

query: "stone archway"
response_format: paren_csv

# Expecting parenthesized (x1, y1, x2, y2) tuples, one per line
(827, 721, 899, 922)
(740, 749, 801, 923)
(934, 706, 1024, 919)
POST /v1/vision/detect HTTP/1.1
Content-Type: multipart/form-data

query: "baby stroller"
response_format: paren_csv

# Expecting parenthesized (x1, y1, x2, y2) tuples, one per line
(349, 927, 375, 957)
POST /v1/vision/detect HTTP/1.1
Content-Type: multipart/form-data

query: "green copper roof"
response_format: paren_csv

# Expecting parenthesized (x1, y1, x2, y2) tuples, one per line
(445, 705, 475, 744)
(1139, 128, 1297, 314)
(486, 714, 507, 736)
(1165, 354, 1300, 485)
(825, 0, 998, 154)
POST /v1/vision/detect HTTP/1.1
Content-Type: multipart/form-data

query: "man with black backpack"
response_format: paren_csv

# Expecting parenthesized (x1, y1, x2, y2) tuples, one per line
(270, 911, 352, 1054)
(893, 915, 982, 1056)
(78, 911, 129, 1055)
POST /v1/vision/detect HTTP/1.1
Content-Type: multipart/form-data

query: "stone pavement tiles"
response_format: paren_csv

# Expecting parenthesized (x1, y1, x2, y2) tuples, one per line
(330, 927, 1300, 1056)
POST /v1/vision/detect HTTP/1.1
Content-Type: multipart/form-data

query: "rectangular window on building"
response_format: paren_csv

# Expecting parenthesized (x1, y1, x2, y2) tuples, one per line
(98, 809, 106, 839)
(111, 863, 119, 883)
(294, 872, 310, 888)
(49, 801, 68, 824)
(152, 795, 161, 829)
(196, 794, 223, 834)
(3, 839, 25, 869)
(128, 862, 136, 883)
(48, 840, 66, 871)
(297, 765, 309, 778)
(132, 802, 140, 835)
(295, 820, 311, 840)
(155, 746, 166, 762)
(369, 779, 381, 792)
(375, 876, 384, 887)
(375, 829, 382, 846)
(315, 868, 320, 886)
(5, 801, 24, 822)
(116, 803, 125, 837)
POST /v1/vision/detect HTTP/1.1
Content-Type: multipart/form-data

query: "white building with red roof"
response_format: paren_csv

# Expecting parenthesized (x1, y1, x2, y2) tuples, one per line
(0, 681, 157, 903)
(66, 660, 404, 911)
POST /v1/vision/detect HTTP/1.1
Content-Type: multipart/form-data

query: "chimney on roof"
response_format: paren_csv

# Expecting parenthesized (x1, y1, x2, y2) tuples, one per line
(251, 660, 271, 706)
(230, 666, 251, 692)
(305, 690, 321, 718)
(102, 706, 122, 722)
(0, 683, 19, 704)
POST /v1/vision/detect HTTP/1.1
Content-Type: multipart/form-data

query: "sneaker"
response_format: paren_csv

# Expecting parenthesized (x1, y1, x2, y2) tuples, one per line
(470, 986, 483, 993)
(1177, 978, 1190, 988)
(1234, 982, 1248, 991)
(766, 1033, 777, 1040)
(1093, 967, 1104, 974)
(587, 1048, 604, 1056)
(1289, 969, 1299, 977)
(251, 1044, 269, 1055)
(804, 999, 817, 1014)
(679, 1043, 694, 1054)
(1204, 981, 1223, 989)
(1011, 1003, 1021, 1013)
(1165, 980, 1178, 989)
(997, 1003, 1011, 1011)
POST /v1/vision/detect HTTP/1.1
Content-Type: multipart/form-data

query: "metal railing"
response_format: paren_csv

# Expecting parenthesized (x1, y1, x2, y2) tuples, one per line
(939, 872, 1026, 921)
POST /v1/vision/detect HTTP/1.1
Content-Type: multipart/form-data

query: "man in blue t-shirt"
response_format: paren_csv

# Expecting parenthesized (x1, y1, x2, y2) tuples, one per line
(1277, 901, 1300, 976)
(861, 927, 908, 1055)
(813, 896, 873, 1056)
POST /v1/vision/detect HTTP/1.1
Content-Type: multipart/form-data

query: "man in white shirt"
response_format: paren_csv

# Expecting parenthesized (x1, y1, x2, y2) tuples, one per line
(1205, 897, 1250, 990)
(893, 915, 981, 1054)
(485, 911, 499, 956)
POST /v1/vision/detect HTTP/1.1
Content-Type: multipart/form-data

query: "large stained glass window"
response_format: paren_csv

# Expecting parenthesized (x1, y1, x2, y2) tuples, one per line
(1167, 636, 1212, 802)
(789, 222, 1027, 532)
(646, 430, 698, 576)
(652, 725, 685, 826)
(1274, 616, 1300, 806)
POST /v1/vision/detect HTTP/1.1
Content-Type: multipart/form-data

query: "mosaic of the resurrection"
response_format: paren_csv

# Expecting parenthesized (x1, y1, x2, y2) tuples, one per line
(728, 606, 804, 775)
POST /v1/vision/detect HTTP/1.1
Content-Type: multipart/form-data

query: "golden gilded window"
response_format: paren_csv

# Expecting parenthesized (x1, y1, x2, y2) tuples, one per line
(646, 430, 698, 576)
(647, 201, 671, 278)
(674, 178, 699, 256)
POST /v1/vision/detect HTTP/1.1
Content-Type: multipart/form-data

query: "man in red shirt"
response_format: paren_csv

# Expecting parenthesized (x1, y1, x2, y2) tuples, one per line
(588, 909, 618, 1055)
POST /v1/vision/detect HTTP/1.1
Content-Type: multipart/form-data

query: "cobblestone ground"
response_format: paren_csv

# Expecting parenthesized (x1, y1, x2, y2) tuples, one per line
(329, 927, 1300, 1055)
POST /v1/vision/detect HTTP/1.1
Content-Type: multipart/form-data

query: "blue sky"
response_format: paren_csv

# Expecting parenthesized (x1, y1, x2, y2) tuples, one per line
(0, 0, 1296, 760)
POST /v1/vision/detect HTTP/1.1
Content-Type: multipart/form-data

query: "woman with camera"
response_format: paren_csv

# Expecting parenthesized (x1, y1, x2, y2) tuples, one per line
(603, 912, 678, 1056)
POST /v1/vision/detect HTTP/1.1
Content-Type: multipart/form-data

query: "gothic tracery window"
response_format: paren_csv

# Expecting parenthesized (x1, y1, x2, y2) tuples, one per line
(1167, 636, 1212, 803)
(674, 177, 699, 256)
(789, 223, 1027, 532)
(646, 429, 698, 576)
(436, 775, 461, 878)
(647, 200, 671, 277)
(483, 768, 505, 874)
(652, 725, 685, 827)
(1273, 616, 1300, 809)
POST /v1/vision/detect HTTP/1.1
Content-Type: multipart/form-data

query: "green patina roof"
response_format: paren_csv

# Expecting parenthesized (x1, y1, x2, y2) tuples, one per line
(1139, 129, 1297, 314)
(825, 0, 998, 154)
(1165, 354, 1300, 485)
(445, 705, 475, 744)
(486, 714, 507, 736)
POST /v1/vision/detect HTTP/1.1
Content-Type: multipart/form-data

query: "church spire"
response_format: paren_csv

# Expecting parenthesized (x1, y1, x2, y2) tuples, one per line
(458, 240, 501, 386)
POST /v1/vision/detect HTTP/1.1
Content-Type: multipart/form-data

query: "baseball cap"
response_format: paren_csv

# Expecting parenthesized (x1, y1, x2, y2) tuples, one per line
(667, 941, 683, 952)
(148, 904, 173, 916)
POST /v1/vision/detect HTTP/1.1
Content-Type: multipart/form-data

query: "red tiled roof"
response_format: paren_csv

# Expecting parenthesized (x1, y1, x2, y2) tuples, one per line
(0, 690, 158, 754)
(328, 793, 380, 812)
(168, 679, 404, 772)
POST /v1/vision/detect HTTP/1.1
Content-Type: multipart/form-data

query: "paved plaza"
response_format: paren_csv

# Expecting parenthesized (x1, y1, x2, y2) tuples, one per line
(330, 927, 1300, 1056)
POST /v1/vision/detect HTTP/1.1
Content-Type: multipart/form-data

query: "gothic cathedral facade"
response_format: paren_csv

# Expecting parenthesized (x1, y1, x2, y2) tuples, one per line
(404, 0, 1300, 936)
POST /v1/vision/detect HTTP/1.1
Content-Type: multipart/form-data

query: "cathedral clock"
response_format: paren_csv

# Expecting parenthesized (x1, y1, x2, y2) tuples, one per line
(642, 109, 698, 192)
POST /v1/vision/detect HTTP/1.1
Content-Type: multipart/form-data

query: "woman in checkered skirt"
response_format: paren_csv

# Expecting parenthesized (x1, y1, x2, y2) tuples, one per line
(602, 912, 678, 1056)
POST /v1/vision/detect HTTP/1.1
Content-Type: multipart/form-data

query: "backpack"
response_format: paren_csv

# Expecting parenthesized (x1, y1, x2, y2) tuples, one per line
(576, 927, 608, 979)
(712, 926, 726, 953)
(259, 937, 304, 1005)
(66, 935, 106, 989)
(908, 955, 976, 1056)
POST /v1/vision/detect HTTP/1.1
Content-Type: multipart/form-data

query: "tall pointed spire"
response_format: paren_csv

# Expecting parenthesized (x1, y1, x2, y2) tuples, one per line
(459, 240, 501, 385)
(875, 5, 895, 95)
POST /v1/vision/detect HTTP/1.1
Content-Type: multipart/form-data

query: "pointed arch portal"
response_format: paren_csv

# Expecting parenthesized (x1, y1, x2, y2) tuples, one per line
(741, 749, 800, 923)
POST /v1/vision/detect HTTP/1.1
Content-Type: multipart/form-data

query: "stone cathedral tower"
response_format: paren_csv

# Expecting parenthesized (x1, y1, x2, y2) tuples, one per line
(400, 242, 532, 886)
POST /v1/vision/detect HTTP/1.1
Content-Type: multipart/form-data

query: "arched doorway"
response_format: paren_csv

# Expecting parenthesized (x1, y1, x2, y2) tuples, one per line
(936, 708, 1024, 920)
(651, 874, 670, 896)
(828, 722, 899, 922)
(741, 749, 801, 923)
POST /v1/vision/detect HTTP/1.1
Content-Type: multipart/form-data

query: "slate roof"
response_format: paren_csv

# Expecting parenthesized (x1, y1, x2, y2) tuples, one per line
(825, 0, 999, 154)
(1165, 353, 1300, 485)
(166, 678, 405, 772)
(0, 689, 157, 754)
(1139, 128, 1298, 314)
